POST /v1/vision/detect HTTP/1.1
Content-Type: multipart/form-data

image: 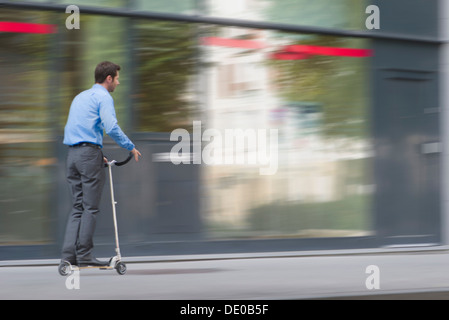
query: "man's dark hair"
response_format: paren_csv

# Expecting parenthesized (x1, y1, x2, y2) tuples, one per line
(95, 61, 121, 84)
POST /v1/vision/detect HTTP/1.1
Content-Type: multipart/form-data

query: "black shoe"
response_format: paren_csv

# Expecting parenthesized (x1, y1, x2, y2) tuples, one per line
(78, 257, 110, 267)
(61, 258, 77, 266)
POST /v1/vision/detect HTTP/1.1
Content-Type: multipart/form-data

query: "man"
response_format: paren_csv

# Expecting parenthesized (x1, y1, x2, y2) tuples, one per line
(61, 61, 141, 267)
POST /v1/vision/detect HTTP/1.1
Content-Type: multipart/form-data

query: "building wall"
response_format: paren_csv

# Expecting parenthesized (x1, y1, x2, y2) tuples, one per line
(0, 0, 443, 259)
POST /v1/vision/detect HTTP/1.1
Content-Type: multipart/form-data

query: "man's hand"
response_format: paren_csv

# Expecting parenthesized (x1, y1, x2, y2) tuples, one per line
(131, 148, 142, 162)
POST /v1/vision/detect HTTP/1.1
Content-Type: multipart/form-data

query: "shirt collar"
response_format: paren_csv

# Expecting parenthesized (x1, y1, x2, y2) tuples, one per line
(92, 83, 110, 94)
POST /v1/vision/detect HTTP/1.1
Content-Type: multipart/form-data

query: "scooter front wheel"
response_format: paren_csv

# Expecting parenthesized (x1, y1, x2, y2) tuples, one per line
(115, 262, 127, 275)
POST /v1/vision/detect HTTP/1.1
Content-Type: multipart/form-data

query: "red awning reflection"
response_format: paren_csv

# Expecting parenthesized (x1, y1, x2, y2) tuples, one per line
(201, 37, 373, 59)
(282, 45, 373, 58)
(0, 22, 57, 34)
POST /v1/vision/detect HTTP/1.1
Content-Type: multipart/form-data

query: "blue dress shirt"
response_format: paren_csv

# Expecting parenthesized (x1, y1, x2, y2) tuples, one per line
(63, 84, 135, 151)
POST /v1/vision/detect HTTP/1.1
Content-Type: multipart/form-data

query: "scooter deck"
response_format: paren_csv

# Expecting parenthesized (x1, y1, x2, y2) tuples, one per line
(61, 261, 127, 275)
(73, 265, 113, 270)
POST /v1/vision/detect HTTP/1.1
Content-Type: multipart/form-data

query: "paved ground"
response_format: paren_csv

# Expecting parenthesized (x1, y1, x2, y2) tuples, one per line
(2, 248, 449, 300)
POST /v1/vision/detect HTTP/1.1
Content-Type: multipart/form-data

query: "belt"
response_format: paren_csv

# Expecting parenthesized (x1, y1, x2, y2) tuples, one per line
(69, 142, 101, 149)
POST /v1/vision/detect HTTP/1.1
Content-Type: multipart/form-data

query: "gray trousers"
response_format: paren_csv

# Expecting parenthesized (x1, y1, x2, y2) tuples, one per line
(61, 146, 105, 262)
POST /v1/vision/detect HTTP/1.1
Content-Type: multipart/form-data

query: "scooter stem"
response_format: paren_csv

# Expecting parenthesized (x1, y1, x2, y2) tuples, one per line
(108, 163, 122, 260)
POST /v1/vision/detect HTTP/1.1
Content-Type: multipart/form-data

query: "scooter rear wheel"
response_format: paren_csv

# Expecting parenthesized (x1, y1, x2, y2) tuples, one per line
(115, 262, 127, 275)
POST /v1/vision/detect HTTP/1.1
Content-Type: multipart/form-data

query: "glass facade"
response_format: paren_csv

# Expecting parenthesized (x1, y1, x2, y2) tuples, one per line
(0, 1, 373, 249)
(201, 26, 372, 239)
(59, 13, 131, 129)
(206, 0, 367, 30)
(133, 20, 198, 132)
(134, 0, 196, 14)
(0, 9, 54, 244)
(60, 0, 128, 8)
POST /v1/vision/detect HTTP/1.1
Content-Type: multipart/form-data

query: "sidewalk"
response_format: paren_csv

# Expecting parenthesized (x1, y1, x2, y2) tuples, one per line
(2, 245, 449, 299)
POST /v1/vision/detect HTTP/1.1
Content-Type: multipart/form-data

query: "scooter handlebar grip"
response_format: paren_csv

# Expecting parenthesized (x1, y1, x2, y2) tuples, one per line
(114, 152, 133, 167)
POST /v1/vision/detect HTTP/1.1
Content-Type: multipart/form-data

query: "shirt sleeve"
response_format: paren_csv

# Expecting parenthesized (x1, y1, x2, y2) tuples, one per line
(99, 95, 135, 151)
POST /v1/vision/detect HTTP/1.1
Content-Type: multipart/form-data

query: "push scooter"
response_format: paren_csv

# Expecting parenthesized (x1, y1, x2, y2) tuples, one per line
(58, 152, 133, 276)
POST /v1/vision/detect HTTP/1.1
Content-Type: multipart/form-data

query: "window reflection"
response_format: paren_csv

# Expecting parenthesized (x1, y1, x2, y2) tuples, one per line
(0, 4, 374, 246)
(133, 21, 197, 132)
(0, 9, 53, 244)
(201, 26, 373, 239)
(207, 0, 367, 30)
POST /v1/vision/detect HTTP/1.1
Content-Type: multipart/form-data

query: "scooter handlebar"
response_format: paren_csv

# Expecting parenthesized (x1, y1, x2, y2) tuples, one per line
(115, 152, 133, 166)
(105, 152, 133, 167)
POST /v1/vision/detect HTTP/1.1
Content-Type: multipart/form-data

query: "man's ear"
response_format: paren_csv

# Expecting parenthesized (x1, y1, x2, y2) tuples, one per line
(106, 75, 113, 83)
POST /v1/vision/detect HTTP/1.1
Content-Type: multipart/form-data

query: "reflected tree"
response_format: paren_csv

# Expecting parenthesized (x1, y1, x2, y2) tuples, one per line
(134, 21, 197, 132)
